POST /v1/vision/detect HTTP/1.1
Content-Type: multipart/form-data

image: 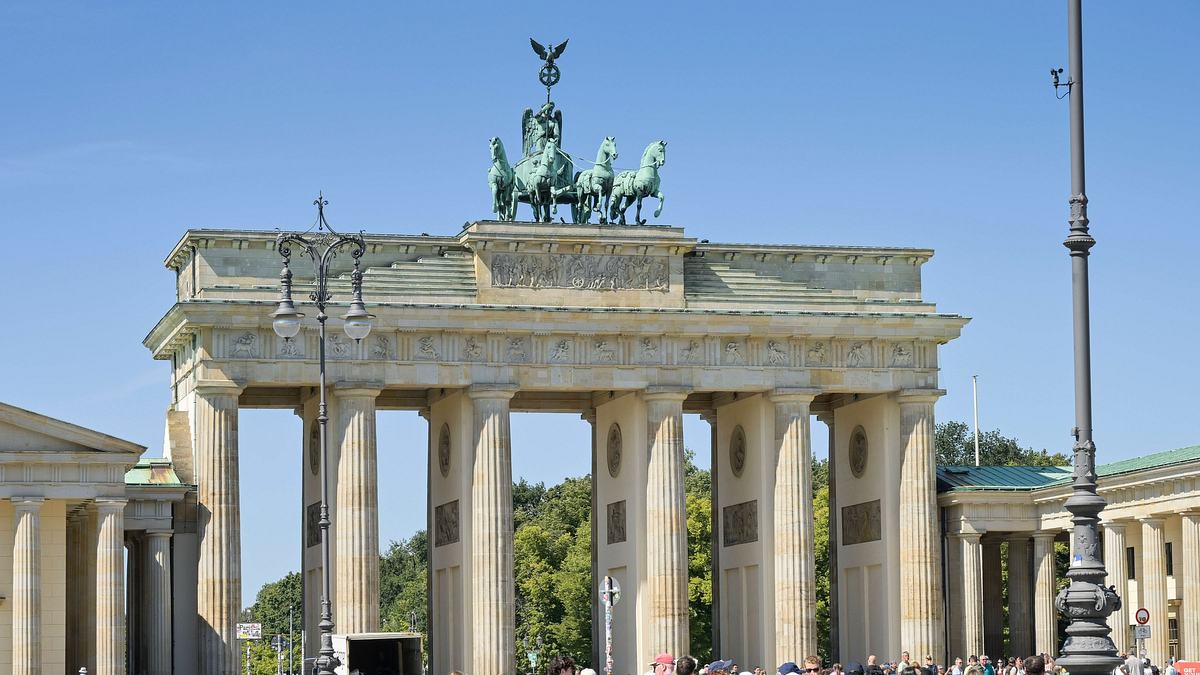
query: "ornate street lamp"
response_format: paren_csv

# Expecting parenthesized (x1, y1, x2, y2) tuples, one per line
(272, 193, 373, 675)
(1052, 1, 1121, 672)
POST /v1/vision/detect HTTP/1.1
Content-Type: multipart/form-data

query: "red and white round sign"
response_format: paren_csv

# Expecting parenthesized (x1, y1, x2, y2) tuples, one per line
(1136, 608, 1150, 625)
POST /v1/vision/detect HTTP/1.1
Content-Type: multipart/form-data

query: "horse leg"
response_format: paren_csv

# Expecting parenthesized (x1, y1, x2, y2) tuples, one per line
(635, 195, 645, 225)
(654, 190, 665, 218)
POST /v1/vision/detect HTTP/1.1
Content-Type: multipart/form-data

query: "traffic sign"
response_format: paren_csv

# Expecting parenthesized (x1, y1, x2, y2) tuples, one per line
(1135, 607, 1150, 625)
(236, 623, 262, 640)
(1134, 625, 1151, 640)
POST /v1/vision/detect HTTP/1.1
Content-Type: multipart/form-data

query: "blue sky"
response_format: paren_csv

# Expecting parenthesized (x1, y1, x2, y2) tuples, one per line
(2, 2, 1197, 599)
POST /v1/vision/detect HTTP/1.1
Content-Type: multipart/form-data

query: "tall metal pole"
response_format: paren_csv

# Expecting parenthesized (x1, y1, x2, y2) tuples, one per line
(1054, 1, 1121, 672)
(315, 303, 337, 675)
(972, 375, 981, 466)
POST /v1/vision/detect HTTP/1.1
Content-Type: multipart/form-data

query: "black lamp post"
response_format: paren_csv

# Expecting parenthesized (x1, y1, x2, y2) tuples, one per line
(271, 194, 374, 675)
(1052, 1, 1122, 672)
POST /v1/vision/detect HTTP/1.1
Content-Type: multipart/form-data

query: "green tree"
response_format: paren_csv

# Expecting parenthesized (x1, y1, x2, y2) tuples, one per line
(242, 572, 302, 674)
(380, 529, 429, 637)
(936, 421, 1070, 467)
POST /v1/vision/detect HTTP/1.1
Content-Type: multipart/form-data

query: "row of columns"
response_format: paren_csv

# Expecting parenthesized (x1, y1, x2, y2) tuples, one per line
(949, 532, 1059, 660)
(13, 498, 128, 675)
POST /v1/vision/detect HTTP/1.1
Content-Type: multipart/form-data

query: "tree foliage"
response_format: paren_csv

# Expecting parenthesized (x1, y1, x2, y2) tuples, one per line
(936, 421, 1069, 467)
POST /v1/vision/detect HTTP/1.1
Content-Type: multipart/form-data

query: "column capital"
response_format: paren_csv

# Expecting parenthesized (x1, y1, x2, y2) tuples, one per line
(896, 388, 946, 405)
(1031, 531, 1059, 543)
(194, 380, 245, 397)
(1101, 520, 1129, 532)
(95, 497, 128, 513)
(467, 383, 519, 400)
(955, 531, 983, 543)
(643, 386, 690, 402)
(332, 381, 385, 398)
(1006, 532, 1031, 543)
(10, 496, 44, 510)
(580, 409, 596, 425)
(1138, 515, 1166, 527)
(769, 388, 820, 404)
(145, 528, 174, 539)
(1181, 510, 1200, 521)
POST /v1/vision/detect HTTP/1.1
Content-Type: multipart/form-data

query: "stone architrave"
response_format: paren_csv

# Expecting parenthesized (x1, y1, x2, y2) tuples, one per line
(1140, 518, 1169, 666)
(96, 497, 128, 675)
(468, 384, 518, 675)
(193, 381, 243, 675)
(771, 389, 819, 663)
(1008, 536, 1033, 658)
(1032, 532, 1058, 657)
(13, 497, 43, 675)
(959, 533, 984, 659)
(644, 388, 690, 657)
(334, 385, 383, 634)
(1102, 522, 1130, 655)
(145, 530, 174, 675)
(897, 390, 945, 662)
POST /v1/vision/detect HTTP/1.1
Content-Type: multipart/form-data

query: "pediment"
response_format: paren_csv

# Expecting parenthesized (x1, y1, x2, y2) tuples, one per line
(0, 402, 145, 456)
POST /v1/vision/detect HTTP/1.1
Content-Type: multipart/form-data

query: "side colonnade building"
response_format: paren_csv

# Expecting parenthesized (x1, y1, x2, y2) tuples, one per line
(939, 445, 1200, 667)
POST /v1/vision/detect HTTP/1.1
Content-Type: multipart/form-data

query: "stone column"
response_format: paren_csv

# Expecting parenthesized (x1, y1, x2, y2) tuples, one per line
(468, 384, 518, 675)
(96, 498, 127, 675)
(959, 533, 985, 659)
(1008, 536, 1033, 658)
(771, 390, 818, 662)
(334, 385, 382, 634)
(1032, 532, 1058, 657)
(644, 387, 690, 657)
(897, 391, 945, 661)
(194, 381, 243, 675)
(66, 511, 84, 672)
(1140, 518, 1169, 666)
(1102, 522, 1130, 655)
(983, 539, 1003, 657)
(1181, 512, 1200, 662)
(85, 506, 99, 673)
(145, 530, 174, 675)
(13, 497, 43, 675)
(946, 533, 965, 660)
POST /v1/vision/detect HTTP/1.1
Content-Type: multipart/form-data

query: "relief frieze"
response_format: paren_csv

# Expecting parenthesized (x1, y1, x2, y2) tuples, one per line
(490, 253, 669, 292)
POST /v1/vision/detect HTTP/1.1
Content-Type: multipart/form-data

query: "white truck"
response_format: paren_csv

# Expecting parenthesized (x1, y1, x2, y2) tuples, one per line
(329, 632, 422, 675)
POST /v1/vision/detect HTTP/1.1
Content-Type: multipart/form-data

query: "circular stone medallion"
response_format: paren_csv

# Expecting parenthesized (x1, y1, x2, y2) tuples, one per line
(607, 423, 623, 477)
(729, 425, 747, 477)
(849, 425, 869, 478)
(438, 424, 452, 477)
(308, 424, 320, 476)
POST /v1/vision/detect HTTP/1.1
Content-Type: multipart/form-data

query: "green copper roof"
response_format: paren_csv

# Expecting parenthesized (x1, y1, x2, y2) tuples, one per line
(938, 444, 1200, 493)
(937, 465, 1071, 492)
(125, 458, 185, 486)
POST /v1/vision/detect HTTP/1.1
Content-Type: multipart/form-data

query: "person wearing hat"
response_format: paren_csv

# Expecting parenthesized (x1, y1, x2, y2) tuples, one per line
(709, 659, 735, 675)
(650, 654, 676, 675)
(780, 663, 802, 675)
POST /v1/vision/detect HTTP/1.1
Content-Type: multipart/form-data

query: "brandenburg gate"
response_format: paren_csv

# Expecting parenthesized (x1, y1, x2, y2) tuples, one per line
(144, 219, 966, 674)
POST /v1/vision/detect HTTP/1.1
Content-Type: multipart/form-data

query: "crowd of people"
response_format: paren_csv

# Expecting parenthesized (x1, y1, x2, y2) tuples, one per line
(524, 648, 1187, 675)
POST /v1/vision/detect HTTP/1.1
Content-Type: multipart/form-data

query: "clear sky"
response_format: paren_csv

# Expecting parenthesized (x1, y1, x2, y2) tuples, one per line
(2, 2, 1197, 600)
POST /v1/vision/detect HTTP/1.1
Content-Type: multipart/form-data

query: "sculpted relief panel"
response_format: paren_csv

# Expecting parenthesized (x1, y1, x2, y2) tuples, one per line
(489, 253, 669, 292)
(841, 499, 882, 545)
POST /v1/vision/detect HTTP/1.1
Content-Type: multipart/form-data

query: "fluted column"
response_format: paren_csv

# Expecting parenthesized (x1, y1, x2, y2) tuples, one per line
(960, 533, 984, 659)
(983, 539, 1003, 657)
(145, 530, 174, 675)
(334, 385, 382, 634)
(1102, 522, 1130, 655)
(194, 381, 243, 675)
(1008, 536, 1033, 658)
(469, 384, 517, 675)
(1032, 532, 1058, 656)
(644, 387, 690, 657)
(771, 389, 819, 663)
(1140, 518, 1169, 666)
(897, 390, 945, 661)
(1181, 512, 1200, 662)
(13, 497, 44, 675)
(66, 512, 84, 673)
(96, 498, 127, 675)
(85, 506, 99, 673)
